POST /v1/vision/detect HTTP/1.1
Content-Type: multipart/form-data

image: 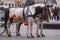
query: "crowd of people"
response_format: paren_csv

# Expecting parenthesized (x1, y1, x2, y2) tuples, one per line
(50, 5, 60, 21)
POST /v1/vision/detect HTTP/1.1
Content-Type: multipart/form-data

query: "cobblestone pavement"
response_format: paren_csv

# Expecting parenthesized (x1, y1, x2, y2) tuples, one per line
(0, 23, 60, 40)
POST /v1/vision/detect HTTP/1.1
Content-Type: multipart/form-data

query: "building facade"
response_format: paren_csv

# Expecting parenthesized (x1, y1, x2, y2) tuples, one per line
(1, 0, 26, 8)
(0, 0, 59, 8)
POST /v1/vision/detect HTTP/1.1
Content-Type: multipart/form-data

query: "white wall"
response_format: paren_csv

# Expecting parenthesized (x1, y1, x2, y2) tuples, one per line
(56, 0, 60, 8)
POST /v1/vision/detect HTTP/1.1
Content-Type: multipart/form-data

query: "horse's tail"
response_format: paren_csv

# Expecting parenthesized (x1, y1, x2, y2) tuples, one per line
(5, 8, 10, 30)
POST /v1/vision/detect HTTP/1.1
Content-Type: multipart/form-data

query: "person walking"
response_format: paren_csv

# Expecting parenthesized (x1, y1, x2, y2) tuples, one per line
(54, 5, 59, 21)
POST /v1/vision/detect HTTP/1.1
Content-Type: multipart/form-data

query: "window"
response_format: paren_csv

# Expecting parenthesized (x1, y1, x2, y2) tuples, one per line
(5, 3, 7, 5)
(9, 4, 10, 8)
(15, 4, 17, 8)
(12, 4, 14, 8)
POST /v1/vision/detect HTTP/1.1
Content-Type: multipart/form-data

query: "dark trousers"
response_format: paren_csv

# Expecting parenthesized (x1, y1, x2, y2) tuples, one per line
(53, 15, 59, 20)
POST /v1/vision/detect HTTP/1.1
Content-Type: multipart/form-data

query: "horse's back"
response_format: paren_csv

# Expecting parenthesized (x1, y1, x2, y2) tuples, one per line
(9, 8, 23, 18)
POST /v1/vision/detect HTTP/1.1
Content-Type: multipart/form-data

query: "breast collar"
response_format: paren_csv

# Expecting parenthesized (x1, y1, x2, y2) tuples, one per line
(25, 6, 33, 17)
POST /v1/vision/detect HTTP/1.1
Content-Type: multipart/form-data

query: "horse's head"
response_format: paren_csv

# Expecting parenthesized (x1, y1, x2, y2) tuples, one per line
(33, 4, 50, 21)
(35, 6, 43, 15)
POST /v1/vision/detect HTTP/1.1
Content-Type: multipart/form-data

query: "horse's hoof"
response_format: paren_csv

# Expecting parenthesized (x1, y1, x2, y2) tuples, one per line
(37, 35, 40, 37)
(16, 34, 20, 36)
(42, 34, 45, 37)
(27, 36, 30, 38)
(8, 35, 11, 37)
(31, 35, 35, 38)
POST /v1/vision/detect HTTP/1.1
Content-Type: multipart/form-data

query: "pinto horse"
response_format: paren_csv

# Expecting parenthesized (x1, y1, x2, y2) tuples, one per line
(33, 5, 51, 37)
(5, 4, 51, 38)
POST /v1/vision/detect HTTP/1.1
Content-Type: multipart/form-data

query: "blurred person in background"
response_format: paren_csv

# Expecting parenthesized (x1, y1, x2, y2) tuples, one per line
(54, 5, 59, 21)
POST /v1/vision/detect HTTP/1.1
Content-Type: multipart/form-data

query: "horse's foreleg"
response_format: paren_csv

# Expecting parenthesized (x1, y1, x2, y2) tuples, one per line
(36, 21, 40, 37)
(27, 21, 34, 38)
(35, 18, 40, 37)
(26, 23, 29, 38)
(6, 20, 11, 37)
(30, 22, 34, 38)
(29, 21, 34, 38)
(40, 22, 45, 37)
(26, 17, 34, 38)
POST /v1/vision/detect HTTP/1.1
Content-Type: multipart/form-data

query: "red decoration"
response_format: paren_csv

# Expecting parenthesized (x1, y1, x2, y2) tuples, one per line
(18, 16, 22, 20)
(24, 22, 28, 26)
(13, 14, 16, 18)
